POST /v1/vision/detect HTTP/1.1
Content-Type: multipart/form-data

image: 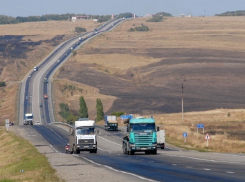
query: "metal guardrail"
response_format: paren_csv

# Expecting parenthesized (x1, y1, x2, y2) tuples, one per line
(51, 122, 73, 128)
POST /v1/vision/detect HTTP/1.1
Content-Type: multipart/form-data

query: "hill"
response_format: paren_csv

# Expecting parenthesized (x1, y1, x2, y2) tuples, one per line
(216, 10, 245, 16)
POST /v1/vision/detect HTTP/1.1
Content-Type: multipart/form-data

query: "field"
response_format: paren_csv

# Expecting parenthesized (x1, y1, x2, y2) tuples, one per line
(0, 127, 61, 181)
(0, 19, 101, 125)
(55, 17, 245, 152)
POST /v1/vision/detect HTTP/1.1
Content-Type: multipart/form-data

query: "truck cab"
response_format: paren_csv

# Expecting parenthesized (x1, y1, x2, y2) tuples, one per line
(24, 113, 33, 125)
(34, 66, 38, 71)
(122, 117, 157, 155)
(69, 120, 98, 154)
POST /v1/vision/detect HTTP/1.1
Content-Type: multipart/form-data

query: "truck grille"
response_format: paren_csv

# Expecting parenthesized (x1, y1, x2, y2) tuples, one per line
(78, 139, 94, 144)
(135, 134, 152, 146)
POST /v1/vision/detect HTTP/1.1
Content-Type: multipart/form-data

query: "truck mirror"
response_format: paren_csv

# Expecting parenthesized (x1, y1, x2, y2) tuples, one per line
(156, 126, 160, 131)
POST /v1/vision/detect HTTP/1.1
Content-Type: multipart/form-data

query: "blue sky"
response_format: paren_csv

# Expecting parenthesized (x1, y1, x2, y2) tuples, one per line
(0, 0, 245, 17)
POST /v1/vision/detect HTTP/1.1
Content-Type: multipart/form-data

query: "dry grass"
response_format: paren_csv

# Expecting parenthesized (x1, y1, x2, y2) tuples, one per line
(149, 109, 245, 153)
(0, 127, 61, 182)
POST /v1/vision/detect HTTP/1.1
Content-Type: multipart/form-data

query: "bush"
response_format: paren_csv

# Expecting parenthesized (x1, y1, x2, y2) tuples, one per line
(129, 24, 149, 32)
(75, 27, 87, 33)
(0, 81, 6, 87)
(147, 15, 163, 22)
(111, 111, 125, 117)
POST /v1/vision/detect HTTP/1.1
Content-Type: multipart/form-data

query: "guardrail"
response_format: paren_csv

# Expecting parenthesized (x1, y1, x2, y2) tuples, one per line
(51, 122, 73, 128)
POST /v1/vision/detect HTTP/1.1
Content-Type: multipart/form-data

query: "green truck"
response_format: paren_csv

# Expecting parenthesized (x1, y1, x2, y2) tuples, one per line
(122, 116, 157, 155)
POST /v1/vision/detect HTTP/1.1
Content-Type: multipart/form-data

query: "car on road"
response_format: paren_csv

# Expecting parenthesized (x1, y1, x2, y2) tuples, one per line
(44, 94, 48, 99)
(41, 115, 44, 118)
(65, 143, 70, 153)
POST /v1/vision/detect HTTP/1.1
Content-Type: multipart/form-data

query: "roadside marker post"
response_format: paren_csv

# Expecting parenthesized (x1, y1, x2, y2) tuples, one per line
(183, 132, 187, 144)
(204, 133, 211, 147)
(5, 119, 9, 132)
(197, 124, 204, 134)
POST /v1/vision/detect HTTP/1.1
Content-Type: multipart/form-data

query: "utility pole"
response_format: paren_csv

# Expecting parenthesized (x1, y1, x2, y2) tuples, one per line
(182, 83, 184, 122)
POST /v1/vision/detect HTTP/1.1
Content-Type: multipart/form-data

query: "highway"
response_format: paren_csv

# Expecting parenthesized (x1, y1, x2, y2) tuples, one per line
(33, 124, 245, 181)
(17, 18, 245, 181)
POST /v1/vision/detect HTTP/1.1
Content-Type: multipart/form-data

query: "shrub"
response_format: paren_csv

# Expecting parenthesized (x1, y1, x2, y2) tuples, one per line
(75, 27, 87, 33)
(128, 24, 150, 32)
(0, 81, 6, 87)
(111, 111, 125, 117)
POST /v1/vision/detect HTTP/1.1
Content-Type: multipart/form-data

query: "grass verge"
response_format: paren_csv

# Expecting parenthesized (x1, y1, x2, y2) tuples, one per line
(0, 127, 62, 182)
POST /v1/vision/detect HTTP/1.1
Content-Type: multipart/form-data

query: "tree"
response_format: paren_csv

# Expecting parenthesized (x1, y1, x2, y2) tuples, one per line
(75, 27, 87, 33)
(96, 99, 104, 122)
(79, 96, 88, 118)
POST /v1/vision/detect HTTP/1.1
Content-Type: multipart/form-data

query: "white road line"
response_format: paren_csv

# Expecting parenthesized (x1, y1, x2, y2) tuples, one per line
(98, 147, 112, 154)
(50, 144, 58, 152)
(226, 171, 235, 174)
(172, 164, 177, 166)
(161, 153, 243, 164)
(45, 126, 67, 142)
(203, 168, 211, 171)
(98, 136, 121, 146)
(82, 156, 157, 182)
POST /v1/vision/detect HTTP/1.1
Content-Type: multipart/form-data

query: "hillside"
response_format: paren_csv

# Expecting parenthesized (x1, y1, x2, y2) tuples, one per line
(216, 10, 245, 16)
(0, 19, 101, 125)
(55, 16, 245, 118)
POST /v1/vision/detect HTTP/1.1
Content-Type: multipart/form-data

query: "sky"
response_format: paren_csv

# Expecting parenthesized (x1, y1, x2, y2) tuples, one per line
(0, 0, 245, 17)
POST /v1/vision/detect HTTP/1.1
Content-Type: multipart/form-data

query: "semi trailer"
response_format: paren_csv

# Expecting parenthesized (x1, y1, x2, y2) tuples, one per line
(104, 115, 118, 131)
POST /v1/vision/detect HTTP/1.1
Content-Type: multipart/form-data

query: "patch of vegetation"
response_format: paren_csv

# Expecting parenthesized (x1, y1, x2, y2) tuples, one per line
(0, 81, 6, 87)
(147, 15, 164, 22)
(155, 12, 173, 17)
(75, 27, 87, 33)
(96, 99, 104, 122)
(129, 24, 150, 32)
(111, 111, 125, 117)
(216, 10, 245, 16)
(117, 12, 134, 18)
(59, 103, 79, 123)
(79, 96, 88, 118)
(97, 15, 111, 23)
(0, 128, 60, 181)
(72, 50, 77, 56)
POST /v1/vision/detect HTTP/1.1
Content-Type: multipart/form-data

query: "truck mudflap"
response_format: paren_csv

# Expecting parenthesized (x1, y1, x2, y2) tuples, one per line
(157, 143, 165, 149)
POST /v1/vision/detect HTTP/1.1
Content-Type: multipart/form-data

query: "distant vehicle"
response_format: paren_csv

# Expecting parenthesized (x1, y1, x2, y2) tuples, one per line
(65, 143, 70, 153)
(41, 115, 44, 118)
(44, 94, 48, 99)
(71, 47, 73, 50)
(156, 127, 165, 149)
(40, 104, 42, 107)
(35, 121, 41, 125)
(24, 113, 33, 125)
(28, 75, 31, 78)
(26, 96, 28, 99)
(57, 60, 60, 63)
(69, 119, 98, 154)
(34, 66, 38, 71)
(104, 115, 118, 131)
(44, 78, 48, 83)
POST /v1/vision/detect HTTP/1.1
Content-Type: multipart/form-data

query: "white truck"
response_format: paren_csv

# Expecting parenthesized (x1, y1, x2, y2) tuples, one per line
(156, 127, 165, 149)
(24, 113, 33, 125)
(68, 119, 98, 154)
(34, 66, 38, 71)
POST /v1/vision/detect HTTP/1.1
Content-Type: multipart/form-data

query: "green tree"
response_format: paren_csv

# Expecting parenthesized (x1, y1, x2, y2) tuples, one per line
(96, 99, 104, 122)
(79, 96, 88, 118)
(75, 27, 87, 33)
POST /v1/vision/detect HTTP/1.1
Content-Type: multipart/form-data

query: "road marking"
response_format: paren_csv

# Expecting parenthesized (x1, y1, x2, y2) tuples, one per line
(83, 156, 157, 182)
(203, 168, 211, 171)
(172, 164, 177, 166)
(50, 144, 58, 152)
(98, 147, 112, 154)
(45, 126, 67, 142)
(98, 136, 121, 146)
(161, 153, 243, 164)
(226, 171, 235, 174)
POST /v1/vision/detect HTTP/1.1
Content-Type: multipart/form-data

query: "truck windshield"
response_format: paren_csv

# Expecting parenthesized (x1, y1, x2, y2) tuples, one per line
(26, 116, 33, 119)
(131, 124, 155, 132)
(76, 128, 94, 135)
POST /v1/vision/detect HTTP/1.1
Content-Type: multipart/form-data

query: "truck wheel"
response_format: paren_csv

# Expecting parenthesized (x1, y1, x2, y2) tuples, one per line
(129, 151, 134, 155)
(76, 150, 80, 154)
(161, 146, 164, 149)
(152, 150, 157, 155)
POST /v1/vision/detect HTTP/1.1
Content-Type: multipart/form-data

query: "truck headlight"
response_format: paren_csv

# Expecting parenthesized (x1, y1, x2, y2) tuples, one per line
(93, 145, 97, 147)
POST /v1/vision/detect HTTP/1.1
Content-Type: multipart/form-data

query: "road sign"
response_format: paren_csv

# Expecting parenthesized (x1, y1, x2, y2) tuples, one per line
(5, 119, 9, 131)
(205, 133, 211, 140)
(183, 132, 188, 137)
(197, 124, 204, 128)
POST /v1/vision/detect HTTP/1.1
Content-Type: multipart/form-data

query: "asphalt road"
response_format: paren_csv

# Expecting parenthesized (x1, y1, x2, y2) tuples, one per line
(32, 124, 245, 182)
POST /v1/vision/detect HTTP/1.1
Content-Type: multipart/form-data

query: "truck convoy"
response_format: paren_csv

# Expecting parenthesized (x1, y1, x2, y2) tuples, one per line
(104, 115, 118, 131)
(24, 113, 33, 125)
(69, 119, 98, 154)
(122, 115, 157, 155)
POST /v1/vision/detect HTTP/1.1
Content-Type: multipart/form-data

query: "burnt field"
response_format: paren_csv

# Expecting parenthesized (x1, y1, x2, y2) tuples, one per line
(58, 47, 245, 114)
